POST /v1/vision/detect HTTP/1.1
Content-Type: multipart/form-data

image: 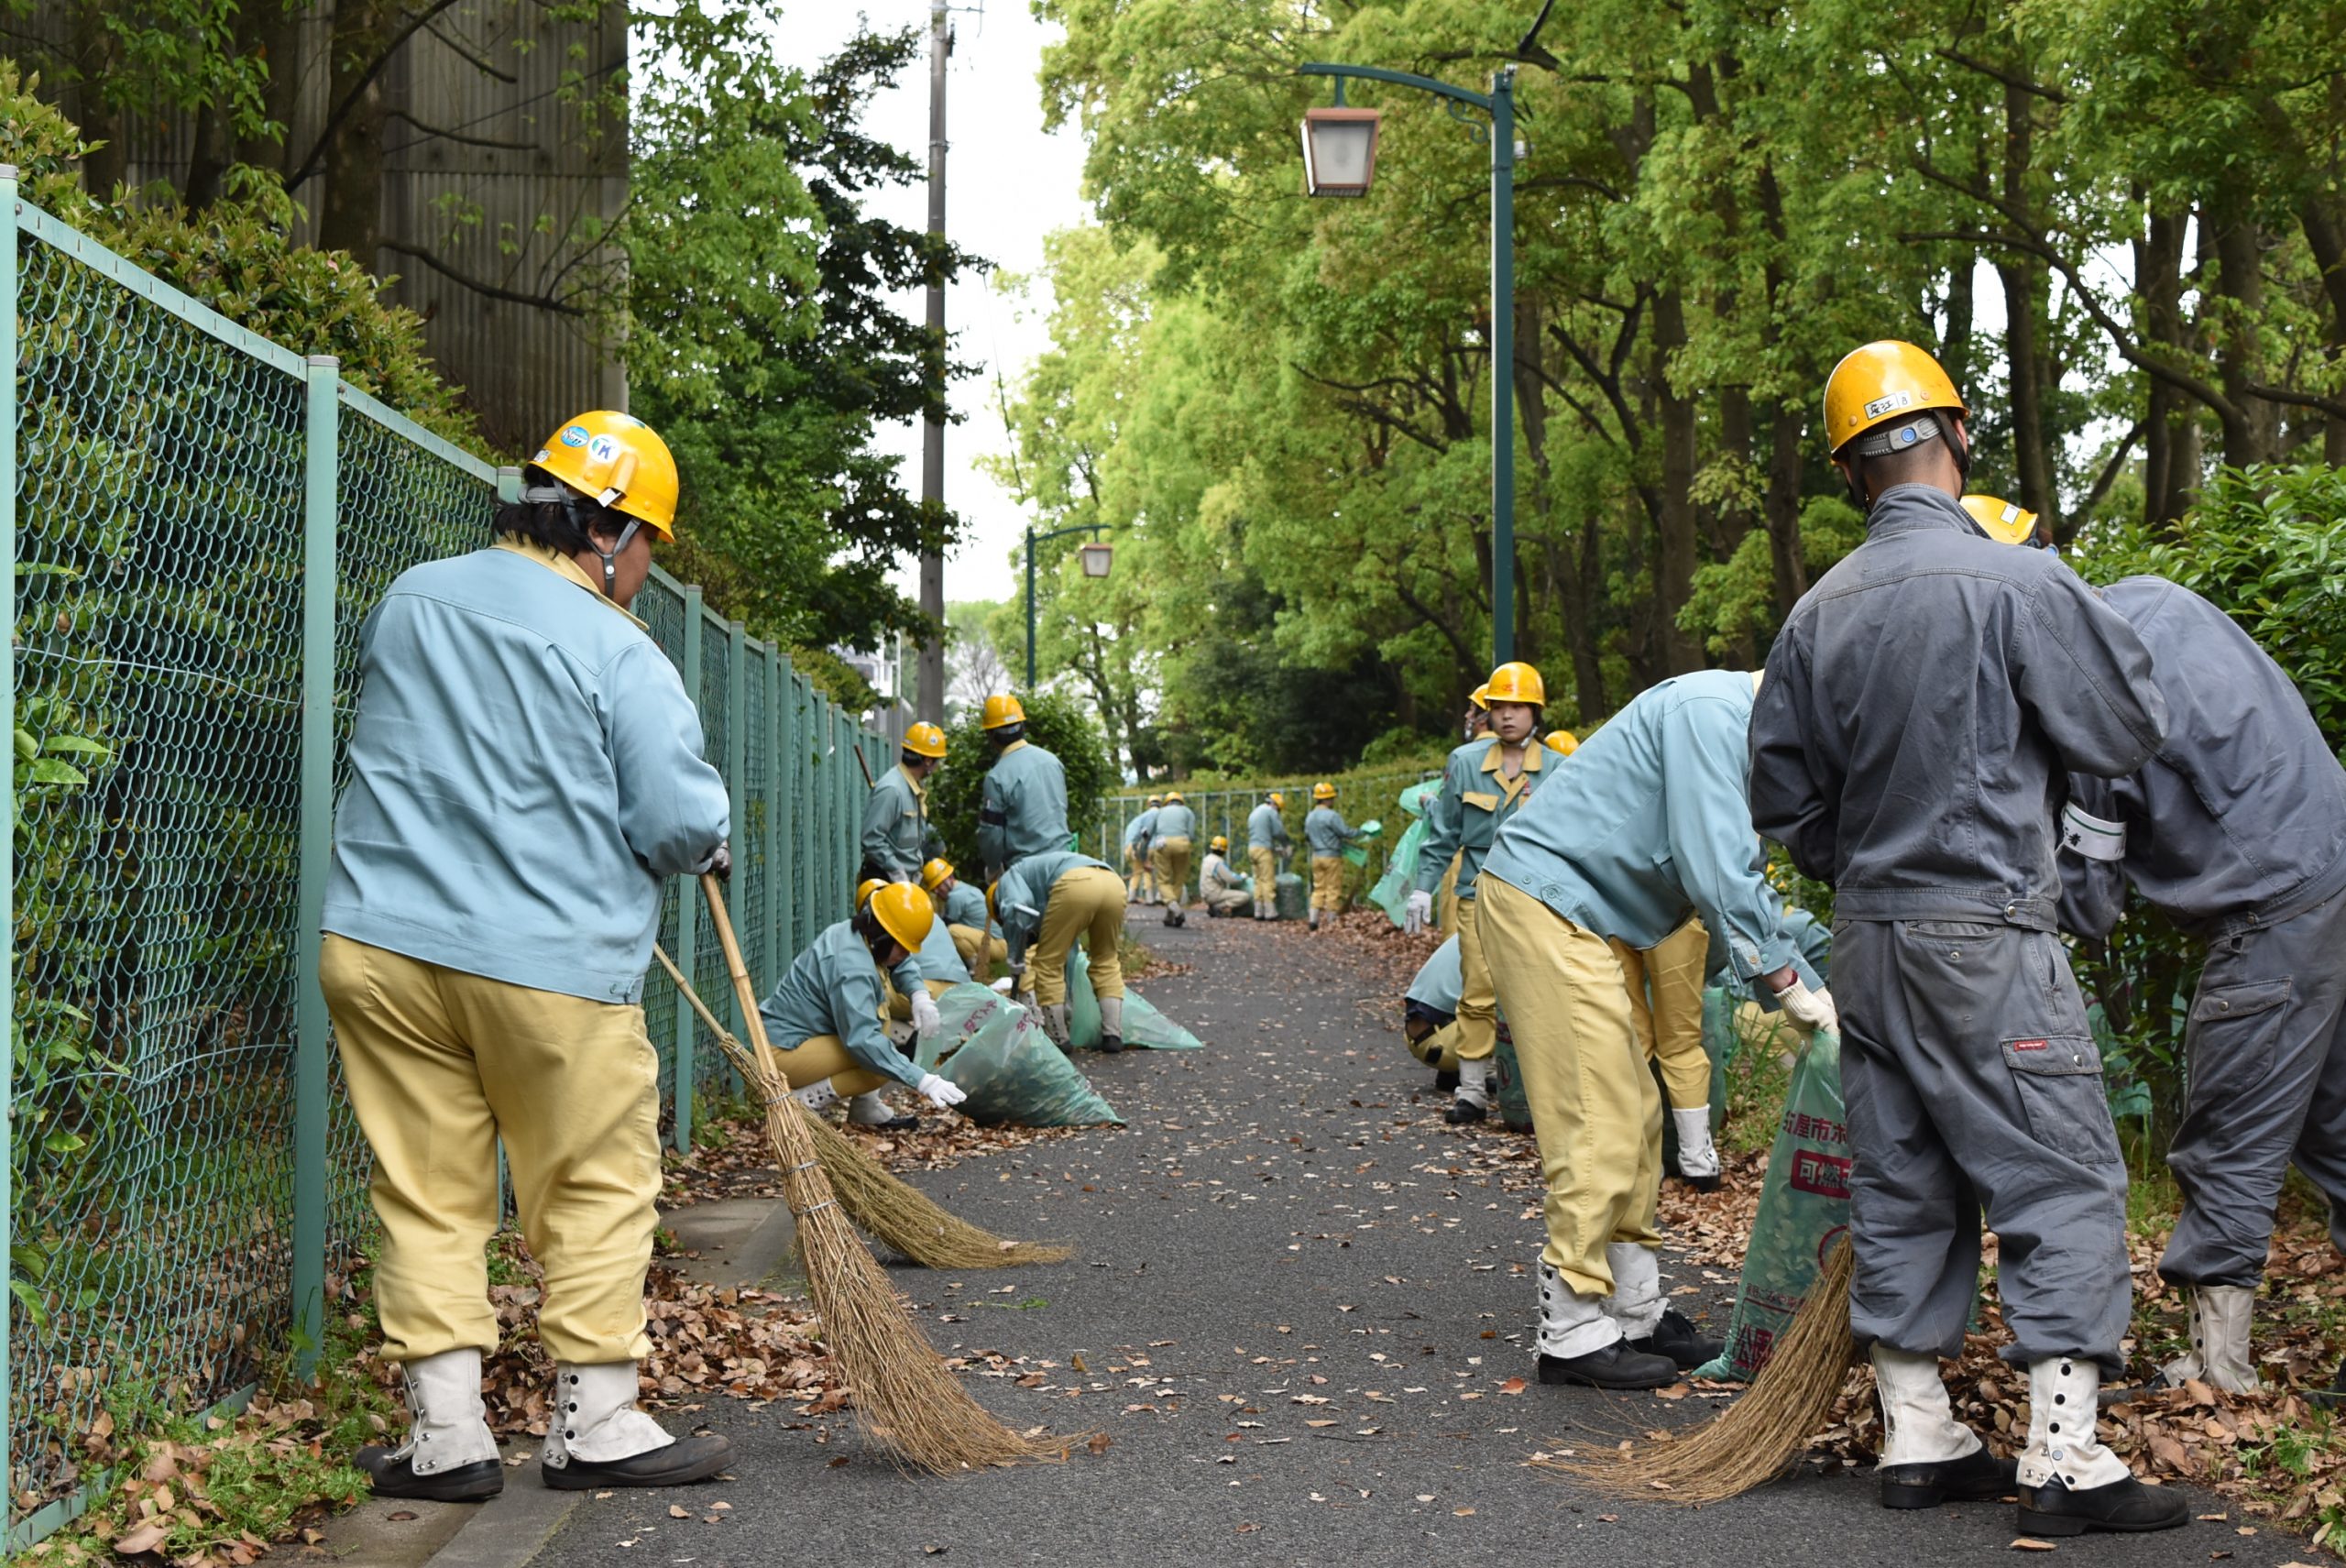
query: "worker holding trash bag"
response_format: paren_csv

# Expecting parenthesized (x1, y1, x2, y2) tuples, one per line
(321, 411, 735, 1501)
(925, 857, 1008, 979)
(1412, 661, 1552, 1126)
(1304, 783, 1362, 930)
(861, 721, 947, 883)
(1478, 668, 1828, 1393)
(762, 882, 969, 1132)
(991, 849, 1131, 1052)
(1749, 344, 2176, 1538)
(1124, 795, 1162, 904)
(1959, 531, 2346, 1402)
(1198, 835, 1253, 916)
(976, 694, 1070, 883)
(1246, 792, 1289, 921)
(1151, 790, 1199, 925)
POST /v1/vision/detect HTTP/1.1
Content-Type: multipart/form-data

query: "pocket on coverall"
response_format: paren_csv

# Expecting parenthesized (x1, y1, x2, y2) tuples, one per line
(2001, 1036, 2117, 1164)
(2186, 977, 2291, 1092)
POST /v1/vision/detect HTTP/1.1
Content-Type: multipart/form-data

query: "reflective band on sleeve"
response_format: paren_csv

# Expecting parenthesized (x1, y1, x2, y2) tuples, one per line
(2058, 801, 2127, 862)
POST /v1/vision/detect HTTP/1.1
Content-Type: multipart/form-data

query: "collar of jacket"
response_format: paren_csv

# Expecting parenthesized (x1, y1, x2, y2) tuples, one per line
(999, 738, 1028, 756)
(1478, 739, 1544, 780)
(493, 537, 651, 630)
(898, 762, 928, 802)
(1862, 483, 1975, 543)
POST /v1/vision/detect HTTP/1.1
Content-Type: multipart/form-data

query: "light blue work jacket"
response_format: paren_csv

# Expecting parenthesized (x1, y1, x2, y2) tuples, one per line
(323, 541, 729, 1005)
(1154, 802, 1198, 841)
(861, 763, 938, 879)
(1305, 805, 1358, 857)
(979, 739, 1070, 876)
(1416, 737, 1548, 896)
(1247, 802, 1289, 852)
(760, 919, 920, 1089)
(1481, 670, 1816, 999)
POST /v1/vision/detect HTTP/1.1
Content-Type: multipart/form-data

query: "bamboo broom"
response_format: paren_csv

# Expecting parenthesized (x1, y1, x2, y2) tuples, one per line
(693, 873, 1072, 1472)
(651, 942, 1069, 1269)
(1540, 1236, 1858, 1505)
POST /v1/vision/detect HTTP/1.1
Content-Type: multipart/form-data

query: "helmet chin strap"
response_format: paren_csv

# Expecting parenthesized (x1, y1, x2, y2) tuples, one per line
(521, 483, 640, 598)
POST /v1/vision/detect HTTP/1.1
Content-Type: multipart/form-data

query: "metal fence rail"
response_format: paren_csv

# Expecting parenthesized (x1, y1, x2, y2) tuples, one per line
(0, 170, 882, 1544)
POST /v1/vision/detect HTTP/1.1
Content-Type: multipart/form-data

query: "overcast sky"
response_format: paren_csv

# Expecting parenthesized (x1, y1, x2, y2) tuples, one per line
(783, 3, 1091, 608)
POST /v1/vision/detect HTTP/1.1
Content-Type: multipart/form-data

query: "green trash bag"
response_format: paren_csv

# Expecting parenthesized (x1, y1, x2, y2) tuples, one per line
(1692, 1030, 1850, 1383)
(1067, 948, 1200, 1049)
(929, 988, 1121, 1128)
(1369, 817, 1430, 927)
(1274, 871, 1308, 921)
(1492, 1024, 1535, 1133)
(1122, 990, 1202, 1050)
(1064, 947, 1107, 1051)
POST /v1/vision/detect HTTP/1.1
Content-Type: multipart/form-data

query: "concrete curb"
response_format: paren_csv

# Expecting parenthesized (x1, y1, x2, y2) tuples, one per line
(423, 1470, 578, 1568)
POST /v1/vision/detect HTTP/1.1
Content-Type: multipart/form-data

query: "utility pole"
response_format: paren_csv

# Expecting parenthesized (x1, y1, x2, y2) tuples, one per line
(915, 0, 949, 723)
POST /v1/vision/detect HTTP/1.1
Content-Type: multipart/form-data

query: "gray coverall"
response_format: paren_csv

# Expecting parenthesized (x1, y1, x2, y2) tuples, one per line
(1749, 482, 2167, 1373)
(2055, 576, 2346, 1286)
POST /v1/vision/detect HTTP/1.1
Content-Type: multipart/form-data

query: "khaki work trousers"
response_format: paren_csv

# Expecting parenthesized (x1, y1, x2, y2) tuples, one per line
(1249, 847, 1278, 907)
(1125, 846, 1154, 903)
(1151, 837, 1193, 906)
(1201, 885, 1251, 916)
(1310, 855, 1346, 913)
(1453, 895, 1498, 1063)
(950, 923, 1008, 977)
(323, 934, 662, 1366)
(769, 1033, 889, 1099)
(1030, 864, 1127, 1005)
(1476, 878, 1662, 1296)
(1437, 854, 1462, 937)
(1611, 917, 1712, 1110)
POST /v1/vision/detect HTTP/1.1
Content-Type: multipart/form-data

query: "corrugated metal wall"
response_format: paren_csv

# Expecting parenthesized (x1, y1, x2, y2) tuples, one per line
(19, 0, 627, 456)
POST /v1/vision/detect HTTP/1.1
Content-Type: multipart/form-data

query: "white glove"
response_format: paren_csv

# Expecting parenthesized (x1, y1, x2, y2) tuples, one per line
(909, 990, 943, 1040)
(915, 1072, 966, 1110)
(1404, 888, 1434, 935)
(1772, 975, 1838, 1036)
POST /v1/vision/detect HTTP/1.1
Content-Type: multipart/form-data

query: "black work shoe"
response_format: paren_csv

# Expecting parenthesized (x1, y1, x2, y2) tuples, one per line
(1433, 1069, 1461, 1093)
(543, 1433, 735, 1491)
(356, 1446, 503, 1502)
(1627, 1308, 1721, 1370)
(2016, 1475, 2188, 1536)
(2311, 1359, 2346, 1410)
(1443, 1099, 1487, 1125)
(1878, 1446, 2017, 1509)
(1672, 1170, 1723, 1193)
(854, 1113, 920, 1134)
(1100, 1035, 1125, 1054)
(1536, 1341, 1681, 1391)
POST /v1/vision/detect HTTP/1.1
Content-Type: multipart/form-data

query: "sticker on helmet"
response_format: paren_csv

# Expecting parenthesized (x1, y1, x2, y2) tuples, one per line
(586, 433, 622, 464)
(1862, 390, 1913, 420)
(559, 424, 590, 447)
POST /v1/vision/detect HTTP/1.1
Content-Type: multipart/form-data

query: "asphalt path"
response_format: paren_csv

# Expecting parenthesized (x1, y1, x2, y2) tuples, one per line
(530, 905, 2312, 1568)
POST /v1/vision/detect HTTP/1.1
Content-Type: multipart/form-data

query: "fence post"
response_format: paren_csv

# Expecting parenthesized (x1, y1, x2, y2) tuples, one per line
(671, 587, 706, 1152)
(725, 621, 747, 1059)
(0, 163, 20, 1507)
(291, 354, 340, 1377)
(496, 465, 521, 505)
(765, 651, 786, 973)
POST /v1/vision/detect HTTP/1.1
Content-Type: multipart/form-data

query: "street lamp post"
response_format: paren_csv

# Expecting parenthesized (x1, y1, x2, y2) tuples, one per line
(1298, 62, 1518, 668)
(1025, 521, 1114, 689)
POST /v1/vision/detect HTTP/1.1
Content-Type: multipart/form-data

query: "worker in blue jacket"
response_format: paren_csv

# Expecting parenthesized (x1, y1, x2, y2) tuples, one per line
(1124, 796, 1162, 904)
(992, 850, 1129, 1051)
(976, 694, 1069, 882)
(1480, 670, 1825, 1395)
(324, 412, 733, 1501)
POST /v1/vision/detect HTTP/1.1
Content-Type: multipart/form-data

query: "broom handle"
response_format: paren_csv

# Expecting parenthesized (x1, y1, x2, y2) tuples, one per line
(700, 872, 788, 1084)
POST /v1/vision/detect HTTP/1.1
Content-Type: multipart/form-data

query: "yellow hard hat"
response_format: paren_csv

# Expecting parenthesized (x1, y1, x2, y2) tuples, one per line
(1164, 790, 1184, 804)
(1823, 341, 1967, 457)
(868, 881, 934, 952)
(529, 411, 680, 539)
(1146, 795, 1163, 806)
(855, 877, 887, 910)
(1468, 683, 1491, 710)
(1544, 730, 1578, 757)
(1266, 792, 1285, 808)
(981, 694, 1026, 730)
(985, 880, 1001, 926)
(920, 858, 955, 892)
(903, 721, 947, 760)
(1312, 781, 1337, 802)
(1211, 835, 1229, 852)
(1485, 662, 1545, 707)
(1960, 493, 2041, 546)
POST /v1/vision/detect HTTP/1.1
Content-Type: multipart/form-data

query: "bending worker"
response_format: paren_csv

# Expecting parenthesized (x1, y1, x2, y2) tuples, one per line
(992, 849, 1130, 1053)
(323, 411, 734, 1501)
(861, 721, 946, 883)
(1303, 783, 1361, 931)
(1480, 669, 1824, 1393)
(762, 882, 969, 1127)
(1124, 795, 1162, 904)
(1246, 792, 1289, 921)
(1409, 662, 1551, 1126)
(1976, 529, 2346, 1401)
(926, 857, 1008, 979)
(1152, 790, 1198, 926)
(977, 694, 1069, 883)
(1749, 344, 2175, 1538)
(1403, 934, 1464, 1093)
(1198, 835, 1253, 916)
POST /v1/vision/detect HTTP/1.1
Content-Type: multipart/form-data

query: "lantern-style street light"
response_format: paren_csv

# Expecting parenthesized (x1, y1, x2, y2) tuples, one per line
(1297, 62, 1520, 667)
(1025, 522, 1115, 690)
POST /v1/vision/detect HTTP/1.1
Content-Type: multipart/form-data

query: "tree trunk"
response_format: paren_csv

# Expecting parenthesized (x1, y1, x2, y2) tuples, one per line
(1763, 401, 1809, 614)
(1997, 81, 2057, 526)
(1650, 290, 1702, 675)
(2209, 196, 2278, 467)
(319, 0, 396, 261)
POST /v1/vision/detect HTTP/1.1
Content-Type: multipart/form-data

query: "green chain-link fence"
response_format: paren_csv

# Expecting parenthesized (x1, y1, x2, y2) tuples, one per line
(0, 171, 886, 1545)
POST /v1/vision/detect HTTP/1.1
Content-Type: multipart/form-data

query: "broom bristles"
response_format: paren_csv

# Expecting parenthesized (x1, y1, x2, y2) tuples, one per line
(653, 944, 1072, 1269)
(1540, 1236, 1858, 1506)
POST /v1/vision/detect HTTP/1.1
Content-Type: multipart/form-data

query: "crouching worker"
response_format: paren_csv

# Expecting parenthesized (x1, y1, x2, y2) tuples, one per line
(323, 412, 735, 1500)
(992, 850, 1129, 1052)
(1199, 836, 1253, 916)
(925, 857, 1008, 978)
(1304, 782, 1361, 929)
(1404, 935, 1464, 1092)
(760, 883, 969, 1136)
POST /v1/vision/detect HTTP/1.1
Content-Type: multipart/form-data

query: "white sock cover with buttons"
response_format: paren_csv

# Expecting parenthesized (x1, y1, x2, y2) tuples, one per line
(395, 1348, 499, 1475)
(1871, 1344, 1981, 1465)
(2161, 1284, 2263, 1393)
(1536, 1261, 1622, 1360)
(1454, 1056, 1493, 1109)
(791, 1080, 839, 1113)
(1600, 1242, 1665, 1339)
(2018, 1356, 2130, 1490)
(543, 1363, 676, 1468)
